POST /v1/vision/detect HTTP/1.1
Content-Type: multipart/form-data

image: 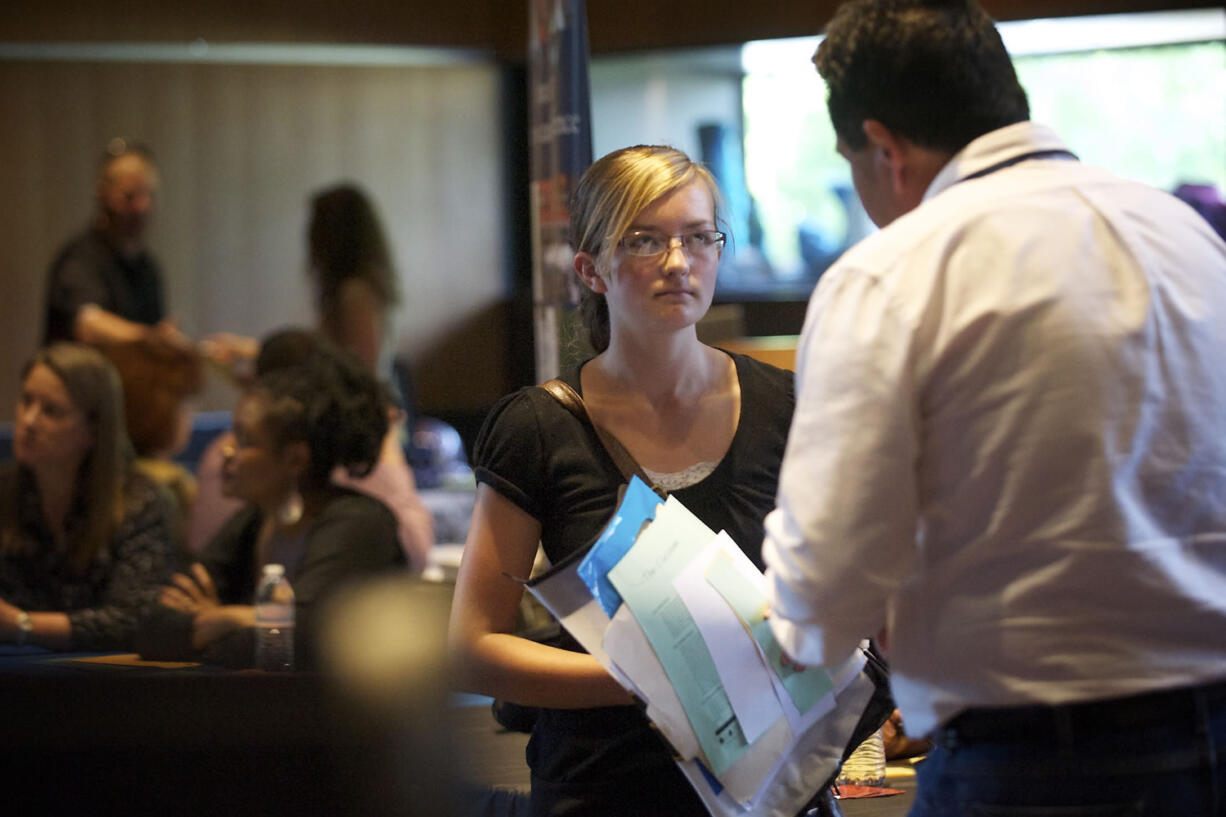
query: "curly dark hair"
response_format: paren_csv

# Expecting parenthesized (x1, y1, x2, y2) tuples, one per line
(251, 337, 390, 490)
(815, 0, 1029, 153)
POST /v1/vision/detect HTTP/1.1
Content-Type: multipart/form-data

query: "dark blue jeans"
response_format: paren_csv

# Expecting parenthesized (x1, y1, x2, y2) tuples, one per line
(909, 678, 1226, 817)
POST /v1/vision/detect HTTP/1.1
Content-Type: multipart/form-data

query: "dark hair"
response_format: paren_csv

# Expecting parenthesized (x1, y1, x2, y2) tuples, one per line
(254, 327, 328, 377)
(308, 183, 401, 315)
(2, 344, 130, 572)
(250, 338, 390, 490)
(815, 0, 1029, 153)
(569, 145, 723, 353)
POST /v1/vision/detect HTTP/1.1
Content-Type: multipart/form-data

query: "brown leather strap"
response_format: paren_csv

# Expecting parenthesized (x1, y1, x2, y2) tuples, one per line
(539, 378, 667, 498)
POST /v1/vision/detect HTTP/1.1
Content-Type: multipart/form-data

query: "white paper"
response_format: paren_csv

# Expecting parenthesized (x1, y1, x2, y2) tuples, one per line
(604, 603, 702, 761)
(674, 536, 784, 744)
(609, 499, 751, 775)
(527, 478, 877, 817)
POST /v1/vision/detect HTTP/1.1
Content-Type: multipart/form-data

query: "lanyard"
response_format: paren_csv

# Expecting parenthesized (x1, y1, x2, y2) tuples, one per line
(957, 148, 1078, 184)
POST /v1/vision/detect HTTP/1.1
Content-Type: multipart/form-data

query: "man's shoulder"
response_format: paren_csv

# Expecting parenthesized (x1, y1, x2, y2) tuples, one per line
(48, 228, 112, 273)
(56, 227, 107, 255)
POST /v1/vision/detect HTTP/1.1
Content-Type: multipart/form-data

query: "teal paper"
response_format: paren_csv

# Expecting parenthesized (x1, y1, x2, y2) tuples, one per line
(749, 617, 834, 715)
(608, 503, 750, 775)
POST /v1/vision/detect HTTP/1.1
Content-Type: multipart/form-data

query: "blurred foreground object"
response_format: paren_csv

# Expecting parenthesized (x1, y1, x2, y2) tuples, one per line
(319, 575, 456, 817)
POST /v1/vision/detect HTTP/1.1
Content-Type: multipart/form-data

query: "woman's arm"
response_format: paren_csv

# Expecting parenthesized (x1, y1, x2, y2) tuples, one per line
(66, 476, 178, 651)
(0, 599, 71, 650)
(191, 604, 255, 649)
(329, 278, 384, 373)
(447, 484, 631, 709)
(139, 562, 251, 654)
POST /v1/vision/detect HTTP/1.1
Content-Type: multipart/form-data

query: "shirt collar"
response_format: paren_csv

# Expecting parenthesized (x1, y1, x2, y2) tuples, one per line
(923, 121, 1072, 203)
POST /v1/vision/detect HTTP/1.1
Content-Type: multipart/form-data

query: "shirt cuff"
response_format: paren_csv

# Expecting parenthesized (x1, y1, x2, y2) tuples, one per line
(766, 569, 867, 668)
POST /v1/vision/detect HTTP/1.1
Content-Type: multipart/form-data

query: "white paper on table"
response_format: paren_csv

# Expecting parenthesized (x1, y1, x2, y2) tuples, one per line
(673, 535, 784, 744)
(604, 603, 702, 761)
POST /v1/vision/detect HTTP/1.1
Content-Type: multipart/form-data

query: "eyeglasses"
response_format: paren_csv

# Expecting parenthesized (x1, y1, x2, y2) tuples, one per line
(618, 229, 726, 259)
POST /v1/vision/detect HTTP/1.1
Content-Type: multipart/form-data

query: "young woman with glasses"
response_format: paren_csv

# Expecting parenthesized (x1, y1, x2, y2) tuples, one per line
(449, 145, 798, 815)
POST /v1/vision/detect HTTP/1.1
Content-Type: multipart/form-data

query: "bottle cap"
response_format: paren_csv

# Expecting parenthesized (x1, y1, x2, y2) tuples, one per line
(262, 563, 286, 577)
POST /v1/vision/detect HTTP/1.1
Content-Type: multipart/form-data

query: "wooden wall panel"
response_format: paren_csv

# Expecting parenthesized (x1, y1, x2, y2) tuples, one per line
(0, 58, 509, 421)
(4, 1, 1218, 58)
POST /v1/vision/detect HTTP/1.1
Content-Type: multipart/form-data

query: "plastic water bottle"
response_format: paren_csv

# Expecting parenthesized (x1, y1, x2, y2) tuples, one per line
(254, 563, 295, 672)
(836, 727, 887, 787)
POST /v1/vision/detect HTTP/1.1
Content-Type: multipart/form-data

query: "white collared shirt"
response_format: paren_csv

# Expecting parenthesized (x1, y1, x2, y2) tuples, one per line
(764, 121, 1226, 736)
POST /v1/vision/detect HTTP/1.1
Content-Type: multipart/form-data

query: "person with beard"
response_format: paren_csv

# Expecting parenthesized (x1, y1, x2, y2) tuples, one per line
(43, 140, 188, 355)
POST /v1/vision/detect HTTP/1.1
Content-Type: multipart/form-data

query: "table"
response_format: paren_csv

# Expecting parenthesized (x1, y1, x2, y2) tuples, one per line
(0, 648, 455, 817)
(838, 769, 917, 817)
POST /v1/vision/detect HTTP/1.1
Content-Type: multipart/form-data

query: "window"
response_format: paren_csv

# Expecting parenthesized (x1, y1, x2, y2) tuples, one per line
(591, 9, 1225, 301)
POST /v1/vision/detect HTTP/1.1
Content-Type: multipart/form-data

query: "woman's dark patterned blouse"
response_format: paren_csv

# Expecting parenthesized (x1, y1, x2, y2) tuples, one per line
(0, 463, 176, 650)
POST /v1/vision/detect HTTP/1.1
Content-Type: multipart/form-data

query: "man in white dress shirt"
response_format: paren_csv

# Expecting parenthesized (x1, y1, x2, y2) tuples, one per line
(762, 1, 1226, 813)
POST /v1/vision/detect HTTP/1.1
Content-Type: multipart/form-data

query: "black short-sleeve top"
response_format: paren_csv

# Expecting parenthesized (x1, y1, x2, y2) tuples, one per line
(475, 351, 794, 569)
(471, 351, 795, 802)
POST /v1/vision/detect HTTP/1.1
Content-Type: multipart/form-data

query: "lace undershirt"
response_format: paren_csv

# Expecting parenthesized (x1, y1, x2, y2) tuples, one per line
(640, 460, 718, 492)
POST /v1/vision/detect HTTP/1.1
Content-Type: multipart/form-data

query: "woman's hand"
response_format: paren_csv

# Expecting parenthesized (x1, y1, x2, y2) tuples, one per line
(158, 563, 221, 616)
(0, 596, 71, 649)
(156, 564, 254, 650)
(191, 605, 256, 650)
(0, 597, 22, 642)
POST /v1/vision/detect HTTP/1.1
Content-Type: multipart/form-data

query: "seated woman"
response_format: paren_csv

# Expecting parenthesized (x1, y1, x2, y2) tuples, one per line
(138, 346, 405, 669)
(0, 343, 176, 651)
(185, 328, 434, 572)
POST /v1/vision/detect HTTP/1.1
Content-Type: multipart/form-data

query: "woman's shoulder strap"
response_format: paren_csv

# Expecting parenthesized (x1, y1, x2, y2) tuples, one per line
(539, 378, 588, 423)
(536, 379, 666, 499)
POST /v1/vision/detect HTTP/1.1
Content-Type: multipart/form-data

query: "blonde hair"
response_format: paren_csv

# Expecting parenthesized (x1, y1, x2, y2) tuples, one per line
(2, 343, 131, 573)
(570, 145, 724, 352)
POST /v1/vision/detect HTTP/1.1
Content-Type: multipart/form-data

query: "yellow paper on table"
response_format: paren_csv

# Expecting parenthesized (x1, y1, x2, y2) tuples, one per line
(70, 653, 201, 669)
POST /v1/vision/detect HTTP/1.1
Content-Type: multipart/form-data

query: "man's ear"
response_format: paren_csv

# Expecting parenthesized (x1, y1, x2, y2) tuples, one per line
(863, 118, 951, 214)
(862, 119, 908, 194)
(574, 252, 607, 294)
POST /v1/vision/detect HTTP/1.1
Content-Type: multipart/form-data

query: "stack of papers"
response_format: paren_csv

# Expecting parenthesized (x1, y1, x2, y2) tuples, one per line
(528, 477, 875, 816)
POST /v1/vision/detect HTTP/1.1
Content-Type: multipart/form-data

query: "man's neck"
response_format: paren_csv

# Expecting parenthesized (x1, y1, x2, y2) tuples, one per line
(94, 217, 144, 259)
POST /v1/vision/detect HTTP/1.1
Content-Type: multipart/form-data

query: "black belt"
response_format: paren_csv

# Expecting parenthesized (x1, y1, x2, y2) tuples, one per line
(935, 677, 1226, 748)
